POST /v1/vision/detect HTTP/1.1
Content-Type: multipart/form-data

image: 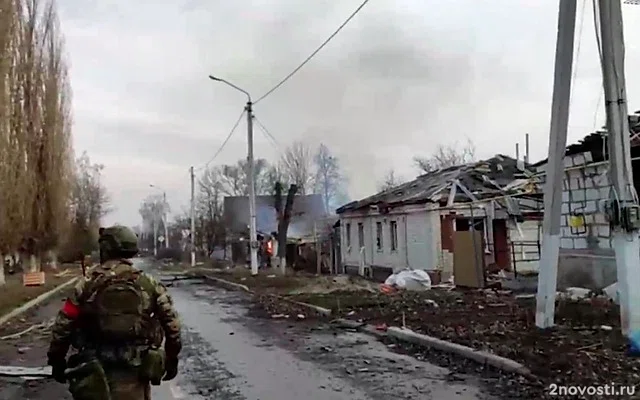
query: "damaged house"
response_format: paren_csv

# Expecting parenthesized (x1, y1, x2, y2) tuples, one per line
(336, 155, 542, 286)
(531, 113, 640, 289)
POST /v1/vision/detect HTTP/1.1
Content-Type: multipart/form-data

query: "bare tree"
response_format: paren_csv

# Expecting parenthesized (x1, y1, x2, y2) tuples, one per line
(262, 161, 288, 196)
(196, 166, 225, 254)
(281, 141, 314, 195)
(210, 158, 270, 196)
(313, 143, 344, 213)
(413, 139, 476, 173)
(0, 0, 25, 283)
(274, 182, 297, 273)
(59, 152, 111, 261)
(377, 169, 403, 192)
(0, 0, 86, 281)
(0, 0, 75, 272)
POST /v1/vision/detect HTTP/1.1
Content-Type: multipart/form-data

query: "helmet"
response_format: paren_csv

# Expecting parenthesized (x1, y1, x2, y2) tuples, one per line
(98, 225, 139, 255)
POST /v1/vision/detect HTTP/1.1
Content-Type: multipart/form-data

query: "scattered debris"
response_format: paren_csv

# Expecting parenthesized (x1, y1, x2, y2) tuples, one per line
(0, 320, 53, 341)
(53, 269, 72, 278)
(253, 285, 635, 398)
(424, 299, 439, 308)
(383, 269, 432, 291)
(603, 282, 619, 304)
(559, 287, 592, 301)
(0, 365, 52, 378)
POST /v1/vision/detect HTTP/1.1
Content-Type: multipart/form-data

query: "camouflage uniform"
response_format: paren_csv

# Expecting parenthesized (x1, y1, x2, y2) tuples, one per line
(47, 226, 182, 400)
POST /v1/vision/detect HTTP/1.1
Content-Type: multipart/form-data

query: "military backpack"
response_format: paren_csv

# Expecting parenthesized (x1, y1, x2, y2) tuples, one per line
(85, 263, 151, 344)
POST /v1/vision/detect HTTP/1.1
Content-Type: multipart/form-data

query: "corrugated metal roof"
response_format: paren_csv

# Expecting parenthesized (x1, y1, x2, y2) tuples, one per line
(337, 154, 538, 214)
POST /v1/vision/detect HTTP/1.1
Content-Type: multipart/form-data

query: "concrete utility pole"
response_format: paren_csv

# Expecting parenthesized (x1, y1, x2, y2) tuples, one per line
(535, 0, 577, 329)
(163, 191, 170, 249)
(190, 166, 196, 267)
(597, 0, 640, 348)
(245, 102, 259, 276)
(153, 217, 158, 257)
(208, 75, 259, 276)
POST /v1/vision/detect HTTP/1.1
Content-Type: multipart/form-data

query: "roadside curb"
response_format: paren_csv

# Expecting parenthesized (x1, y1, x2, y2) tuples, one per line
(199, 274, 252, 293)
(196, 273, 333, 316)
(331, 318, 533, 379)
(387, 327, 534, 378)
(269, 294, 333, 317)
(0, 277, 79, 327)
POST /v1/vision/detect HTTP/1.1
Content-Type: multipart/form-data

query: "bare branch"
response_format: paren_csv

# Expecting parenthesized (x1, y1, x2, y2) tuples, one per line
(377, 169, 404, 192)
(413, 139, 476, 173)
(280, 141, 314, 195)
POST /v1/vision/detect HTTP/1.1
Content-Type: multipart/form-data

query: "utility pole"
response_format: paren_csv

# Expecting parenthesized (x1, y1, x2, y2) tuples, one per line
(153, 217, 158, 257)
(535, 0, 577, 329)
(163, 191, 170, 249)
(314, 221, 320, 275)
(246, 101, 259, 276)
(190, 166, 196, 267)
(597, 0, 640, 349)
(207, 74, 258, 276)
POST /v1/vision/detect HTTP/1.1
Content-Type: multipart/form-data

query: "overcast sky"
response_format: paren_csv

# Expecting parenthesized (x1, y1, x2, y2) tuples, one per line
(57, 0, 640, 226)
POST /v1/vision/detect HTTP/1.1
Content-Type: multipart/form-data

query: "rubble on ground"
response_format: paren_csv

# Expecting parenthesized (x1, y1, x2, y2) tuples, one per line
(252, 283, 637, 399)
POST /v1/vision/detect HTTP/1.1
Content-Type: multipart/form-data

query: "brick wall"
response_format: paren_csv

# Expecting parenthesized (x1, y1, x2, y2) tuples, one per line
(537, 150, 612, 250)
(536, 151, 617, 289)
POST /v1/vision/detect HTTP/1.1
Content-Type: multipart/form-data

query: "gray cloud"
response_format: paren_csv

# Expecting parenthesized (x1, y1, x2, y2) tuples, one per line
(59, 0, 640, 225)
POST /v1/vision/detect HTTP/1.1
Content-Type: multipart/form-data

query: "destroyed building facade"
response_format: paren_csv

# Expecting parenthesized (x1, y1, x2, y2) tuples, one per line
(532, 113, 640, 289)
(336, 155, 542, 285)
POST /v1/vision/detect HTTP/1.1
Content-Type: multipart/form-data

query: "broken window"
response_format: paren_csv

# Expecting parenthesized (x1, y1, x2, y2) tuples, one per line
(376, 221, 383, 251)
(345, 223, 351, 251)
(358, 222, 364, 248)
(390, 221, 398, 251)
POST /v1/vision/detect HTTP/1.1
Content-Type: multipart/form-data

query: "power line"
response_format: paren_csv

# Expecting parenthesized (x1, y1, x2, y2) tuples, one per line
(568, 0, 587, 107)
(254, 0, 370, 105)
(591, 0, 604, 131)
(253, 115, 282, 150)
(194, 109, 245, 173)
(253, 115, 295, 171)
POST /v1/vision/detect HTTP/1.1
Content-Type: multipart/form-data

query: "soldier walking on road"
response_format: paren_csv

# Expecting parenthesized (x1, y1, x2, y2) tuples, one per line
(47, 225, 182, 400)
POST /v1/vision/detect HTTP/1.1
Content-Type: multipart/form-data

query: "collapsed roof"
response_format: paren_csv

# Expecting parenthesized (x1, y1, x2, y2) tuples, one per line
(532, 113, 640, 167)
(336, 154, 541, 215)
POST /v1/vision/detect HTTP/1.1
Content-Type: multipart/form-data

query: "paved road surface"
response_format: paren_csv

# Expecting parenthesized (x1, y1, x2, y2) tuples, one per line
(147, 260, 492, 400)
(0, 259, 495, 400)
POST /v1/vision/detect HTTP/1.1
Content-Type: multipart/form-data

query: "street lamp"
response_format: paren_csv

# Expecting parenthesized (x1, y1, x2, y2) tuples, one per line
(208, 74, 258, 276)
(149, 184, 170, 250)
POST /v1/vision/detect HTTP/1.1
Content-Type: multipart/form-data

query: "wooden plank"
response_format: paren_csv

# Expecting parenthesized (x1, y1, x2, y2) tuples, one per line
(453, 231, 485, 288)
(23, 272, 45, 286)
